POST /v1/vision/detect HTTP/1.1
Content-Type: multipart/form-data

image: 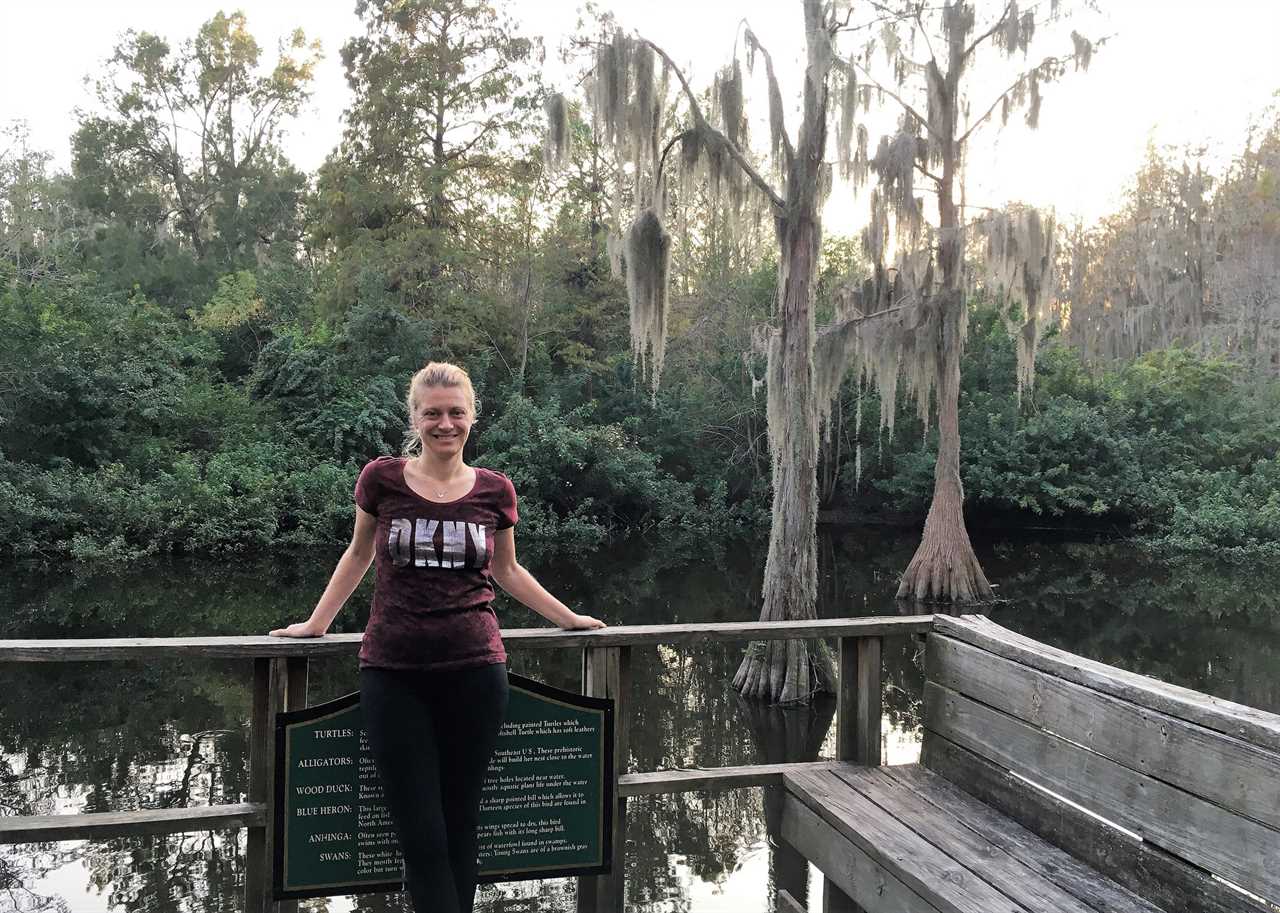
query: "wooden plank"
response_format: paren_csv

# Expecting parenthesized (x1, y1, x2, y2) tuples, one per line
(831, 766, 1108, 913)
(882, 765, 1163, 913)
(934, 615, 1280, 753)
(838, 637, 882, 765)
(618, 761, 839, 796)
(924, 680, 1280, 904)
(279, 658, 308, 913)
(244, 657, 287, 913)
(782, 793, 941, 913)
(0, 804, 264, 844)
(823, 881, 866, 913)
(921, 736, 1272, 913)
(928, 633, 1280, 832)
(578, 646, 630, 913)
(244, 658, 272, 913)
(784, 767, 1029, 913)
(777, 888, 807, 913)
(0, 616, 936, 662)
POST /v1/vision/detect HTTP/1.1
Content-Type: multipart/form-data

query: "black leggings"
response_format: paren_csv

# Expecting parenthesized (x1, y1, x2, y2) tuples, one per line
(360, 663, 509, 913)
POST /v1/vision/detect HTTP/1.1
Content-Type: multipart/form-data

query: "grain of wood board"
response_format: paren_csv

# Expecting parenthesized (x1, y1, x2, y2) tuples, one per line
(924, 681, 1280, 904)
(618, 760, 839, 796)
(831, 765, 1107, 913)
(785, 766, 1030, 913)
(0, 616, 935, 661)
(927, 633, 1280, 831)
(0, 804, 264, 844)
(934, 615, 1280, 753)
(880, 764, 1163, 913)
(782, 794, 942, 913)
(920, 736, 1274, 913)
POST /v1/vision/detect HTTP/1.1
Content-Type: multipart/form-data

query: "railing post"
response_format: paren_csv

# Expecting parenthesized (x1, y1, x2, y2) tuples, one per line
(577, 645, 630, 913)
(837, 636, 882, 766)
(245, 655, 305, 913)
(829, 637, 882, 913)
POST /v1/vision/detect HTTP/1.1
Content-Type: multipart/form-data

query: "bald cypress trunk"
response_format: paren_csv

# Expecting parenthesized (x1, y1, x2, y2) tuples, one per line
(895, 65, 992, 604)
(734, 0, 837, 702)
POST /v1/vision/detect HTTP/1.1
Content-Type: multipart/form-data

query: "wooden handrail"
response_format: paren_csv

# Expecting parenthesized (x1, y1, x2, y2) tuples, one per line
(0, 615, 930, 912)
(0, 615, 935, 661)
(0, 804, 264, 844)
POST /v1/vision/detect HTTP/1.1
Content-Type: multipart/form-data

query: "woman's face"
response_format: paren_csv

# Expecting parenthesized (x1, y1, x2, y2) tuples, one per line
(414, 385, 473, 459)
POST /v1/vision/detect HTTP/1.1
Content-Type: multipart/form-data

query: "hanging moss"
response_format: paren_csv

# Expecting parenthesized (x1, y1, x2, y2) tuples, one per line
(716, 59, 746, 151)
(1071, 31, 1094, 71)
(625, 207, 672, 389)
(982, 207, 1058, 399)
(870, 120, 923, 242)
(836, 68, 858, 179)
(1026, 71, 1042, 128)
(630, 42, 656, 163)
(543, 93, 571, 171)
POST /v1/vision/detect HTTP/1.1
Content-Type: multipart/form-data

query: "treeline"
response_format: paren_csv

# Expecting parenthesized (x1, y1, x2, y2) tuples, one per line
(0, 5, 1277, 564)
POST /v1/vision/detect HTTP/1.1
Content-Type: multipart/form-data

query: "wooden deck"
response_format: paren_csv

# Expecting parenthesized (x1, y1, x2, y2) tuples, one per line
(785, 763, 1165, 913)
(781, 615, 1280, 913)
(5, 613, 1279, 913)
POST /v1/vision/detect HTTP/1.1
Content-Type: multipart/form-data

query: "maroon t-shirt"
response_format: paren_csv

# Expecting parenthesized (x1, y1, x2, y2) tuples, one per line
(354, 456, 516, 670)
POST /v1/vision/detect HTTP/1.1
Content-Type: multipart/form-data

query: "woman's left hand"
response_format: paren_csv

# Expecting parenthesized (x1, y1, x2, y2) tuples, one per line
(562, 613, 607, 630)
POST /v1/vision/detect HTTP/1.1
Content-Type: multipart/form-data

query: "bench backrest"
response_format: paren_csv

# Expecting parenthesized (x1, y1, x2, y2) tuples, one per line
(922, 614, 1280, 913)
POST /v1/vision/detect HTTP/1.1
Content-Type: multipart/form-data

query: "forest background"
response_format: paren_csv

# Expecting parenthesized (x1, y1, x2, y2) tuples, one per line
(2, 0, 1279, 569)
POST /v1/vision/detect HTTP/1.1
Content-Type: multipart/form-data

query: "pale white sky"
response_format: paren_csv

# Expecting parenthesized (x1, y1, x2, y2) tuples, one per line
(2, 1, 1277, 229)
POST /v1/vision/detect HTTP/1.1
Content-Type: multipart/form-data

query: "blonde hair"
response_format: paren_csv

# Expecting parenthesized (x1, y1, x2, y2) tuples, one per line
(403, 362, 478, 456)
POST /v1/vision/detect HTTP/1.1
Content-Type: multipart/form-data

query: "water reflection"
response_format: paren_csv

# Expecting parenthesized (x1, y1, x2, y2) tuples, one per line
(2, 531, 1279, 912)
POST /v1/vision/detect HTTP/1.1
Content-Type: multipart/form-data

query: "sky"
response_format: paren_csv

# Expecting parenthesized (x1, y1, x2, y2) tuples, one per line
(2, 0, 1278, 230)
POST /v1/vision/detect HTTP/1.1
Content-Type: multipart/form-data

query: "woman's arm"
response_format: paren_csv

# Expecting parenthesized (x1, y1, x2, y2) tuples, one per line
(490, 527, 605, 630)
(270, 507, 378, 637)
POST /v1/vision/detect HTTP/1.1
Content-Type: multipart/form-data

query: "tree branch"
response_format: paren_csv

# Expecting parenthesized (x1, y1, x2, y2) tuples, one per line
(742, 23, 796, 172)
(964, 0, 1017, 61)
(957, 51, 1074, 146)
(818, 300, 915, 338)
(837, 56, 940, 143)
(640, 37, 787, 215)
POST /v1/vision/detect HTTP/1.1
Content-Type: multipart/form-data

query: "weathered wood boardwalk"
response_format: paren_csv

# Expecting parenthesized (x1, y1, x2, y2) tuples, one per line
(4, 613, 1278, 913)
(784, 615, 1280, 913)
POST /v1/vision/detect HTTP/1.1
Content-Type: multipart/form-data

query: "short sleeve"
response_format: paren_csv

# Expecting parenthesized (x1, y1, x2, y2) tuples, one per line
(495, 473, 518, 529)
(354, 459, 384, 515)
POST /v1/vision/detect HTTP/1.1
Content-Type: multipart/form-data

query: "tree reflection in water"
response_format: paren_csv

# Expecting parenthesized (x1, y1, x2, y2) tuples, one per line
(2, 532, 1279, 911)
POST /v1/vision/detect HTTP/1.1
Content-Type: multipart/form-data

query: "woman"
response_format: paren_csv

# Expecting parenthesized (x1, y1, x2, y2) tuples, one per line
(270, 361, 605, 913)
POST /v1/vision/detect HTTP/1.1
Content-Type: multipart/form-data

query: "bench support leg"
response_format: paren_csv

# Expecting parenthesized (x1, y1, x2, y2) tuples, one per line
(823, 879, 867, 913)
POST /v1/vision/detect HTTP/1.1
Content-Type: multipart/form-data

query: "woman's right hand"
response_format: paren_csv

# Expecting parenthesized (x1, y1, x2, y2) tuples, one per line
(269, 620, 327, 638)
(562, 613, 607, 631)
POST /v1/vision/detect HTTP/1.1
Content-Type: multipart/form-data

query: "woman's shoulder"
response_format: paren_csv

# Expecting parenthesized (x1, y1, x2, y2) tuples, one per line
(362, 455, 405, 475)
(474, 466, 517, 499)
(356, 455, 405, 490)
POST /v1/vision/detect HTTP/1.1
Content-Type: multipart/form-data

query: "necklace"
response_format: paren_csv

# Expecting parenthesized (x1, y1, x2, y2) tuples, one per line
(414, 461, 465, 500)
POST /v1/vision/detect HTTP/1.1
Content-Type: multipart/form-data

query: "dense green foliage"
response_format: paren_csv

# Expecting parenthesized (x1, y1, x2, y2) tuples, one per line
(1, 6, 1276, 566)
(859, 308, 1280, 558)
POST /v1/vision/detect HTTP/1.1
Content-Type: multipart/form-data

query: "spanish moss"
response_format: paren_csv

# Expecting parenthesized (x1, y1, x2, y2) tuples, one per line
(625, 207, 672, 390)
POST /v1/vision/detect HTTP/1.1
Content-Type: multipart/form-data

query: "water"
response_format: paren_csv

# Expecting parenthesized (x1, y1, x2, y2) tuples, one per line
(3, 530, 1279, 913)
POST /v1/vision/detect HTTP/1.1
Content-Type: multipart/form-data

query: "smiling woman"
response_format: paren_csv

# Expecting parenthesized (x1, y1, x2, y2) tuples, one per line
(267, 359, 605, 913)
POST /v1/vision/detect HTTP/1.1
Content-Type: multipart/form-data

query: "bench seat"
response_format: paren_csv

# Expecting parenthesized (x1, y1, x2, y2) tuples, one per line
(784, 762, 1167, 913)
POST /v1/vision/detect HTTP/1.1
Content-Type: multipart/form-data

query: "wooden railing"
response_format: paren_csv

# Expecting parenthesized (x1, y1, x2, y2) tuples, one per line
(0, 615, 935, 913)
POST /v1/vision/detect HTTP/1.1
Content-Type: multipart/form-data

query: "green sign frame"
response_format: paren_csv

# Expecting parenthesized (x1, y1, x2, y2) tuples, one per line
(272, 672, 614, 900)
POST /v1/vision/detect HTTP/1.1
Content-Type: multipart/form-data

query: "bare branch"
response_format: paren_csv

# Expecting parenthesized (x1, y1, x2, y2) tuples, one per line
(957, 51, 1075, 146)
(640, 37, 787, 214)
(964, 0, 1017, 61)
(837, 56, 940, 143)
(742, 24, 796, 172)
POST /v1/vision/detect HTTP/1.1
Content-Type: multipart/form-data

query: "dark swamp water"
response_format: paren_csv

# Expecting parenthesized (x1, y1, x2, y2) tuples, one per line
(3, 529, 1280, 913)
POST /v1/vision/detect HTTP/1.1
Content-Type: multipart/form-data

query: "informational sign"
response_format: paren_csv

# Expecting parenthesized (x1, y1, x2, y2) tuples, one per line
(272, 673, 614, 900)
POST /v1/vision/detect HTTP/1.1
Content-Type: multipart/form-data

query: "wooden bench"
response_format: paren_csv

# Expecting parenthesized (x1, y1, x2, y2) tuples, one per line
(782, 614, 1280, 913)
